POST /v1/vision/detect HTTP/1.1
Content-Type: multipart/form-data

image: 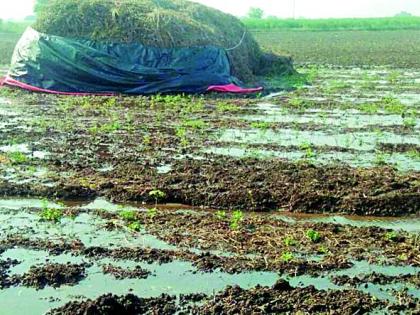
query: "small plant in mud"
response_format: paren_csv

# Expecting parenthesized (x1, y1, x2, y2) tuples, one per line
(250, 121, 272, 130)
(359, 103, 379, 114)
(300, 142, 316, 159)
(387, 71, 401, 85)
(215, 210, 227, 220)
(403, 117, 416, 129)
(216, 102, 240, 113)
(119, 209, 137, 222)
(360, 73, 378, 90)
(280, 251, 294, 263)
(39, 199, 63, 223)
(305, 65, 319, 83)
(384, 231, 402, 242)
(147, 208, 158, 219)
(7, 152, 28, 165)
(381, 96, 406, 115)
(306, 229, 322, 243)
(317, 245, 329, 254)
(407, 149, 420, 161)
(283, 236, 297, 247)
(230, 210, 244, 230)
(149, 189, 166, 205)
(143, 135, 152, 146)
(182, 119, 207, 130)
(374, 151, 388, 166)
(289, 97, 305, 109)
(397, 253, 408, 261)
(175, 126, 189, 146)
(127, 221, 142, 232)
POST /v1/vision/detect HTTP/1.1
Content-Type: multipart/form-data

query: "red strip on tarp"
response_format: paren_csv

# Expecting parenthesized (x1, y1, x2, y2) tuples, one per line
(1, 76, 115, 96)
(1, 76, 263, 95)
(207, 83, 263, 93)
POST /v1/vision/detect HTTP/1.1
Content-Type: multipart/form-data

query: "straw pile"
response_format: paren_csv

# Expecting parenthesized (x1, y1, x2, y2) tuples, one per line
(34, 0, 294, 81)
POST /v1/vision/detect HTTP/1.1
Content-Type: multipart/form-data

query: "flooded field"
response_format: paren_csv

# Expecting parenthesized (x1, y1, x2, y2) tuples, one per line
(0, 65, 419, 313)
(0, 197, 419, 314)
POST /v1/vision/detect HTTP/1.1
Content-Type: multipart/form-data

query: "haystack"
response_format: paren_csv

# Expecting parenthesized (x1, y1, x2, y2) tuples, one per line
(34, 0, 293, 82)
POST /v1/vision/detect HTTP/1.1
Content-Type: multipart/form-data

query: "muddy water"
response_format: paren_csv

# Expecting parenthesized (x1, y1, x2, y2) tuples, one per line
(204, 145, 420, 171)
(0, 67, 419, 313)
(244, 105, 419, 129)
(1, 249, 277, 315)
(274, 212, 420, 233)
(0, 197, 419, 313)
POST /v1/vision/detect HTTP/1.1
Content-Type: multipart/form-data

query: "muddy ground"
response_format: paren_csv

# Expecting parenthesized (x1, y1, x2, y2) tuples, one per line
(0, 65, 419, 313)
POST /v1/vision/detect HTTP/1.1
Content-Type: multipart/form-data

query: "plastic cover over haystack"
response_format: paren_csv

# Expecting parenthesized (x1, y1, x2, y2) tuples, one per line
(4, 28, 262, 94)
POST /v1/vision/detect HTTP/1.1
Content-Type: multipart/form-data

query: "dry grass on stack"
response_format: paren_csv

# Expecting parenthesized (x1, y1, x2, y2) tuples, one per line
(35, 0, 294, 82)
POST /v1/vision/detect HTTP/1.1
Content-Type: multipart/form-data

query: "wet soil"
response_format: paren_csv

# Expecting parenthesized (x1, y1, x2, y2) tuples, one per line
(0, 199, 418, 314)
(0, 66, 419, 314)
(101, 264, 152, 280)
(193, 281, 386, 314)
(332, 272, 419, 288)
(20, 263, 87, 289)
(48, 280, 386, 315)
(47, 293, 177, 315)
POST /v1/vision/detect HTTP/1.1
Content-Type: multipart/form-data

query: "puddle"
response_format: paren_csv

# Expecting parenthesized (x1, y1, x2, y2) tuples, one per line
(0, 248, 278, 315)
(216, 129, 419, 151)
(274, 212, 420, 233)
(78, 198, 139, 213)
(0, 197, 418, 313)
(0, 143, 49, 159)
(157, 164, 172, 174)
(204, 146, 420, 171)
(243, 109, 418, 129)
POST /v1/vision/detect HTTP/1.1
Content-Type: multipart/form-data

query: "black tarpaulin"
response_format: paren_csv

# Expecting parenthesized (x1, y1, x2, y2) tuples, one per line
(6, 28, 248, 94)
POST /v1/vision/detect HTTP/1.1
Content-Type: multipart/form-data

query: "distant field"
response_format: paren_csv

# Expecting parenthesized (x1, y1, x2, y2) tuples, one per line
(253, 29, 420, 68)
(0, 33, 21, 66)
(243, 16, 420, 31)
(0, 20, 32, 65)
(1, 27, 420, 69)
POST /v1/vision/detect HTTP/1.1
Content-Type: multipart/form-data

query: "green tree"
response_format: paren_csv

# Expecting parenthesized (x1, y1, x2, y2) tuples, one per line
(34, 0, 51, 14)
(395, 11, 412, 17)
(247, 7, 264, 19)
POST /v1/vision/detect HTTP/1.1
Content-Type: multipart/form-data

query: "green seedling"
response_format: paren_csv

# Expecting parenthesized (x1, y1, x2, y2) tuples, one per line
(384, 231, 400, 242)
(119, 209, 137, 222)
(359, 103, 379, 114)
(216, 102, 240, 112)
(306, 229, 322, 243)
(280, 251, 294, 263)
(127, 221, 142, 232)
(40, 208, 63, 223)
(39, 199, 63, 223)
(317, 245, 329, 254)
(147, 207, 158, 219)
(182, 119, 207, 130)
(250, 122, 272, 130)
(300, 142, 316, 159)
(230, 210, 244, 230)
(143, 135, 151, 145)
(403, 117, 416, 129)
(8, 152, 28, 165)
(387, 71, 401, 84)
(283, 236, 297, 247)
(374, 151, 387, 166)
(149, 189, 166, 204)
(407, 150, 420, 161)
(215, 210, 227, 220)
